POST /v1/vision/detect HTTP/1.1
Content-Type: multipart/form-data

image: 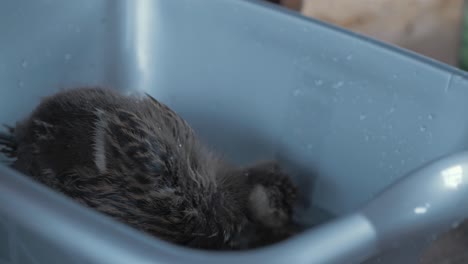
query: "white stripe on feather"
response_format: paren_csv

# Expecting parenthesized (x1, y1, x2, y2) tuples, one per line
(93, 109, 108, 173)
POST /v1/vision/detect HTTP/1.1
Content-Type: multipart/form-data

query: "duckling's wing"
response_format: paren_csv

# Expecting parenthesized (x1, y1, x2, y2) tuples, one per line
(144, 93, 195, 140)
(96, 108, 171, 179)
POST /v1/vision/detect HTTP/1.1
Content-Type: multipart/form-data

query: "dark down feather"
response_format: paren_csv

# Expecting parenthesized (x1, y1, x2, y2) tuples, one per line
(0, 87, 299, 250)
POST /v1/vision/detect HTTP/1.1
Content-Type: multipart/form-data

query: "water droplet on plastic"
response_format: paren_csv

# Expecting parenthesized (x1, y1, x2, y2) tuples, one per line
(314, 80, 323, 86)
(364, 135, 370, 141)
(392, 74, 398, 80)
(388, 107, 395, 114)
(414, 207, 427, 214)
(420, 125, 427, 132)
(178, 144, 182, 148)
(64, 54, 72, 61)
(428, 114, 434, 120)
(332, 81, 344, 89)
(21, 60, 28, 68)
(292, 89, 301, 96)
(346, 54, 353, 60)
(359, 114, 367, 121)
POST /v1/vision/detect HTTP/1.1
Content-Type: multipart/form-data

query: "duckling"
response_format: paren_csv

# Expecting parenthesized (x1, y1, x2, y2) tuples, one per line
(0, 87, 298, 250)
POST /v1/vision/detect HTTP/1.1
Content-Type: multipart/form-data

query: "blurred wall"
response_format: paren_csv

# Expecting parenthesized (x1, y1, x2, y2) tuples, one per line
(278, 0, 464, 66)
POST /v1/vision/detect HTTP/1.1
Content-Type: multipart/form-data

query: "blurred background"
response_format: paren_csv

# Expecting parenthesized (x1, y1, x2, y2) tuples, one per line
(266, 0, 466, 69)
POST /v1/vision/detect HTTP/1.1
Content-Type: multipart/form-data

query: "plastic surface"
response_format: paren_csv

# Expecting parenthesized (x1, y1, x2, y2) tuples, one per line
(362, 152, 468, 249)
(1, 0, 468, 263)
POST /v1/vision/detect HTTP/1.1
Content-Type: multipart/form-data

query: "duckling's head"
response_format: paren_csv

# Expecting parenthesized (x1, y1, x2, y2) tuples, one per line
(244, 161, 298, 229)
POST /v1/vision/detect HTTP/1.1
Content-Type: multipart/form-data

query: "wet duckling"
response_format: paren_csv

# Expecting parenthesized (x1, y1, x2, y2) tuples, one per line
(0, 87, 298, 249)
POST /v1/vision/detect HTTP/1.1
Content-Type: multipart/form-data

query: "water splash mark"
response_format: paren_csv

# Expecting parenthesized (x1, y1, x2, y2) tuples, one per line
(332, 81, 344, 89)
(292, 89, 301, 97)
(21, 60, 28, 69)
(314, 80, 324, 86)
(444, 74, 453, 93)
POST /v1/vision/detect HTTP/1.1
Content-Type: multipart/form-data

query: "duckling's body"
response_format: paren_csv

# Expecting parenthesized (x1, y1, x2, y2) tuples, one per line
(0, 87, 298, 249)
